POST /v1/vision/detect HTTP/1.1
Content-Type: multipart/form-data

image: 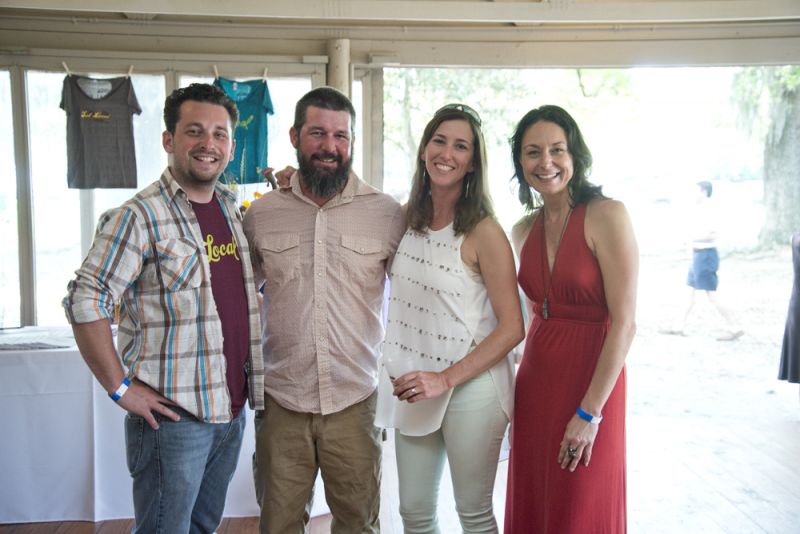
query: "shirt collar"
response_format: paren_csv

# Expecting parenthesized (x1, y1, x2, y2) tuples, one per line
(160, 168, 236, 204)
(289, 170, 378, 207)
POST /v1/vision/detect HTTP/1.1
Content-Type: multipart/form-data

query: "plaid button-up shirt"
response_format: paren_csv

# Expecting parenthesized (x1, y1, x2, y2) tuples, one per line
(63, 169, 264, 422)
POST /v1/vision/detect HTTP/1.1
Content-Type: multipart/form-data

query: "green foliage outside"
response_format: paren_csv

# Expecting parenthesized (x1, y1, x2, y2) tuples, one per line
(383, 67, 635, 232)
(384, 66, 796, 252)
(384, 67, 632, 183)
(732, 66, 800, 246)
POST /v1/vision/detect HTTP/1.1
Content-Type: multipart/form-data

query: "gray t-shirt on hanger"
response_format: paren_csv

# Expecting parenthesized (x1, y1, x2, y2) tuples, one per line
(60, 75, 142, 189)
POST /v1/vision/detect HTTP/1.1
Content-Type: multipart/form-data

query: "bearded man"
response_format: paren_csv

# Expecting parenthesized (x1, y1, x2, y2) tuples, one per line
(243, 86, 405, 534)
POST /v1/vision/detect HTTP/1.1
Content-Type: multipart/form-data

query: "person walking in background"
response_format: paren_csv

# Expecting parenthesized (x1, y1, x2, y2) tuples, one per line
(661, 180, 744, 341)
(779, 232, 800, 400)
(504, 105, 637, 533)
(374, 103, 524, 533)
(63, 83, 264, 533)
(243, 86, 405, 533)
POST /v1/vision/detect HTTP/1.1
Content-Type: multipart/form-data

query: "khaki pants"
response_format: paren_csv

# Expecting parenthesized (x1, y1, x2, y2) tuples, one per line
(253, 392, 382, 534)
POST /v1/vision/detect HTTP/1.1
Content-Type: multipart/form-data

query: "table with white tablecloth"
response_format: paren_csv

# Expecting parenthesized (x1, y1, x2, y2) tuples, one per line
(0, 326, 327, 524)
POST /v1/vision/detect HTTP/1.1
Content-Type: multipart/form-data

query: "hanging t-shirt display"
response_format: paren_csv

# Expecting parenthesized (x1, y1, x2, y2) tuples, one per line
(213, 77, 274, 184)
(60, 75, 142, 189)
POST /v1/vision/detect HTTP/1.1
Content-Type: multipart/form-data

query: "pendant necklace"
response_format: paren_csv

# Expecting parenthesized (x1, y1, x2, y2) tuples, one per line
(540, 206, 573, 320)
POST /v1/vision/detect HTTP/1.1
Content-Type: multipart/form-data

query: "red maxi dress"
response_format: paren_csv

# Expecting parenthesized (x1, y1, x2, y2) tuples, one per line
(504, 203, 626, 533)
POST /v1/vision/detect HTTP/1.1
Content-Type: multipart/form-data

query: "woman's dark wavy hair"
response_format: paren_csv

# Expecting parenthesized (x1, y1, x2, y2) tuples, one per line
(407, 107, 494, 236)
(510, 105, 605, 212)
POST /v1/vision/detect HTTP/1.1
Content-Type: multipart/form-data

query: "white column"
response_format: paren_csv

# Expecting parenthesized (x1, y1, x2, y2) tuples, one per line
(326, 38, 350, 96)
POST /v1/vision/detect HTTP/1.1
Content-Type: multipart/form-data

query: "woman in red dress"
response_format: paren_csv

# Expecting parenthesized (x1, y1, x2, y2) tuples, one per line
(504, 105, 638, 533)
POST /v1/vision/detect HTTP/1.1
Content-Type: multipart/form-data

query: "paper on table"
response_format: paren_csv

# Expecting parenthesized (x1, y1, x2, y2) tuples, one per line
(0, 326, 76, 350)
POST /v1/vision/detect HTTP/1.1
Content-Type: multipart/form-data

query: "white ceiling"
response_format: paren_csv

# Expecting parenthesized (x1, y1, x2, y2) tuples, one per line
(1, 0, 798, 67)
(1, 0, 798, 26)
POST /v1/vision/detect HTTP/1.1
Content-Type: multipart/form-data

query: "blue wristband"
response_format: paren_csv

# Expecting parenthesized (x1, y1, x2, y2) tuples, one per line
(576, 407, 602, 424)
(109, 377, 131, 402)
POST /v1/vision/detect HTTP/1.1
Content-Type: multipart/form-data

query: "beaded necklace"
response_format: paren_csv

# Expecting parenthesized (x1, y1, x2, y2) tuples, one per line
(540, 206, 573, 320)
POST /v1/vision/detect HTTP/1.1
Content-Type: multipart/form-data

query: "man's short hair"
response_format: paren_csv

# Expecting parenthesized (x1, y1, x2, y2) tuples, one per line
(163, 83, 239, 133)
(697, 181, 713, 197)
(293, 86, 356, 135)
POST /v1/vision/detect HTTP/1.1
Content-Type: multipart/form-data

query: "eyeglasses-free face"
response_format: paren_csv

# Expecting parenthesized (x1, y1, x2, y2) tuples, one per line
(433, 103, 482, 127)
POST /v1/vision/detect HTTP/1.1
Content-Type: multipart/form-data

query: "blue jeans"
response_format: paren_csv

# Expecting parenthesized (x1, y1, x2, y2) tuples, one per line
(125, 406, 246, 534)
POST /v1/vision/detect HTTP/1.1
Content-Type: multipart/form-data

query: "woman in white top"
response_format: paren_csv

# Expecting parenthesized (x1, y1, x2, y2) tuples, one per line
(375, 104, 524, 533)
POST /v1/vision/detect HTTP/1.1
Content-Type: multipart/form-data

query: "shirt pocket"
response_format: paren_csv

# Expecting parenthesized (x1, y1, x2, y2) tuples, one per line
(340, 234, 384, 283)
(153, 237, 203, 292)
(258, 233, 301, 287)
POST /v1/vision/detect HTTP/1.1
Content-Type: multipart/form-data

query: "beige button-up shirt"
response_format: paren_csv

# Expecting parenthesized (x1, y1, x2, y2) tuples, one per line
(243, 171, 405, 414)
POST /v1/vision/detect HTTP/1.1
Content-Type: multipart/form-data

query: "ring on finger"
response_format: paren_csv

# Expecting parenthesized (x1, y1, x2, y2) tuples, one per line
(567, 446, 578, 459)
(411, 387, 417, 395)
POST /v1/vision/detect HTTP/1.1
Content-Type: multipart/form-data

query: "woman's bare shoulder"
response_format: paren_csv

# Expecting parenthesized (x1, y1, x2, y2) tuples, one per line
(586, 197, 627, 219)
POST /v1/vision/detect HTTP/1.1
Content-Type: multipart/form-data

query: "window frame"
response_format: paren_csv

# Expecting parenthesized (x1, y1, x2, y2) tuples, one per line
(1, 51, 327, 325)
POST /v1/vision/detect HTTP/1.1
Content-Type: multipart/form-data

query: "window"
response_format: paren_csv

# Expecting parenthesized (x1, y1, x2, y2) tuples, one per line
(382, 66, 764, 241)
(180, 75, 313, 206)
(0, 70, 19, 328)
(26, 71, 80, 326)
(351, 77, 364, 181)
(26, 71, 165, 325)
(94, 75, 166, 221)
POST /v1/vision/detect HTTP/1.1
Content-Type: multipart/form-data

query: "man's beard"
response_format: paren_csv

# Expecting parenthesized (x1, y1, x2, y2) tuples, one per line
(297, 148, 351, 199)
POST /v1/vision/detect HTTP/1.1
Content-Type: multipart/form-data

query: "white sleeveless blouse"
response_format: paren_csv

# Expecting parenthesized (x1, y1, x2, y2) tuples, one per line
(375, 224, 515, 436)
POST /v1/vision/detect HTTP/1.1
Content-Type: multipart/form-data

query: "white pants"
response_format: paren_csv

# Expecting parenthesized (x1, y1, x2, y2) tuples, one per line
(395, 371, 509, 534)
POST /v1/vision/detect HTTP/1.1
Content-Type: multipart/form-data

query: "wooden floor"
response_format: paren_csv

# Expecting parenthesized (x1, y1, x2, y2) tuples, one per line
(0, 515, 330, 533)
(624, 250, 800, 533)
(3, 343, 800, 532)
(3, 254, 800, 533)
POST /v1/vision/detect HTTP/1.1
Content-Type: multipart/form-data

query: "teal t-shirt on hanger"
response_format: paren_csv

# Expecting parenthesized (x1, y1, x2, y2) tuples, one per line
(213, 77, 274, 184)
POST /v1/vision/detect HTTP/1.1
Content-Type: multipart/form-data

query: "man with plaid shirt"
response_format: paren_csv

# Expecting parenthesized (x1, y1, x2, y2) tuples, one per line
(63, 83, 263, 533)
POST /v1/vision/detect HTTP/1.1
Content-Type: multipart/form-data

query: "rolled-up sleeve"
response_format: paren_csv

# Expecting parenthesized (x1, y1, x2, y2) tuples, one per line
(63, 206, 145, 324)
